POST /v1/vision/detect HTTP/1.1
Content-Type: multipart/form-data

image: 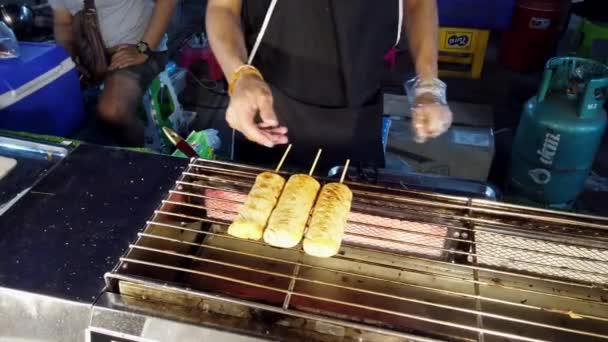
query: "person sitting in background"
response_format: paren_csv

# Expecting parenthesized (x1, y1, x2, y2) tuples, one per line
(48, 0, 177, 146)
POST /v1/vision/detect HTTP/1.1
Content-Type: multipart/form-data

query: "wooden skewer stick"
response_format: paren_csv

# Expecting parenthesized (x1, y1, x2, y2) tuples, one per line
(339, 159, 350, 184)
(309, 148, 323, 176)
(275, 144, 292, 172)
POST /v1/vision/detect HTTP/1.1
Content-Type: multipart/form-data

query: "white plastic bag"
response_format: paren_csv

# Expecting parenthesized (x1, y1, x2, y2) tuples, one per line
(0, 22, 19, 59)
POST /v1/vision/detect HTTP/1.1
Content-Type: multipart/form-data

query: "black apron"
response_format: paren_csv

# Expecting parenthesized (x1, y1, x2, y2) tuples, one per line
(235, 0, 402, 173)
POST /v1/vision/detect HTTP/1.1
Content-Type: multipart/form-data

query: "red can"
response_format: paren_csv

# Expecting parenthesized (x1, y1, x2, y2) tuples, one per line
(499, 0, 563, 72)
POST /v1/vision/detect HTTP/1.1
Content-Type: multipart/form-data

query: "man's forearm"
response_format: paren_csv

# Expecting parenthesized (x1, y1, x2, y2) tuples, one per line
(404, 0, 439, 80)
(206, 0, 248, 78)
(54, 23, 76, 57)
(142, 0, 178, 49)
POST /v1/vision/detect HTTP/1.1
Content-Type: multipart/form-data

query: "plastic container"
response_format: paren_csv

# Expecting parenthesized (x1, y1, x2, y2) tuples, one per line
(499, 0, 563, 72)
(437, 0, 517, 30)
(508, 57, 608, 209)
(574, 19, 608, 62)
(179, 44, 223, 82)
(0, 42, 84, 136)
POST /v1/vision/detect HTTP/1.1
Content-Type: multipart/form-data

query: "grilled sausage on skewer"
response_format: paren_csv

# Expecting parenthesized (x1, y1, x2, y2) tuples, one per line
(303, 183, 353, 257)
(227, 172, 286, 240)
(264, 174, 320, 248)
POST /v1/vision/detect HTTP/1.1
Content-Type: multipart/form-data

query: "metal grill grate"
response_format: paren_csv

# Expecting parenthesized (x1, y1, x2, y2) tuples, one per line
(475, 229, 608, 284)
(106, 159, 608, 342)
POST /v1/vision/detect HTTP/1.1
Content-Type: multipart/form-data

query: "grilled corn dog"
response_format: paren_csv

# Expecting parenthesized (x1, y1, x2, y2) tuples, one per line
(303, 183, 353, 257)
(264, 174, 320, 248)
(227, 172, 286, 240)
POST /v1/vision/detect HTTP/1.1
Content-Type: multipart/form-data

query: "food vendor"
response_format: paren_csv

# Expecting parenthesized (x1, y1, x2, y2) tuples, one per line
(207, 0, 452, 170)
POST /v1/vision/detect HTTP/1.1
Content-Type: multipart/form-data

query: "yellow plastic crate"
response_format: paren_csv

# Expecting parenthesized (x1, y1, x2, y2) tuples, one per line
(438, 27, 490, 79)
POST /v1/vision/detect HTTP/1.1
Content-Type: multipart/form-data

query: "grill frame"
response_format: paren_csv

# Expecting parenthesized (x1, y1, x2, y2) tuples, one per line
(105, 159, 608, 342)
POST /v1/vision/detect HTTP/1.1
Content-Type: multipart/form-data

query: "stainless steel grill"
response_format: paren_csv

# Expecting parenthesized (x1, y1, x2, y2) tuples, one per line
(105, 159, 608, 341)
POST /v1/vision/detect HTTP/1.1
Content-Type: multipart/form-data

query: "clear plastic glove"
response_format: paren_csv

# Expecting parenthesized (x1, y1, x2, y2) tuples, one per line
(226, 73, 288, 148)
(405, 76, 453, 143)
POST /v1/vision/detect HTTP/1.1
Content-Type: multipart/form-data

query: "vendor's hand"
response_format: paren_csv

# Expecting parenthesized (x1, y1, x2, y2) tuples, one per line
(411, 92, 453, 143)
(108, 44, 148, 70)
(226, 74, 288, 148)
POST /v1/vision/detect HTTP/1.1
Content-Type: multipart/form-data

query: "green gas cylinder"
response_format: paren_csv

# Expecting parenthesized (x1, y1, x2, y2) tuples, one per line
(508, 57, 608, 209)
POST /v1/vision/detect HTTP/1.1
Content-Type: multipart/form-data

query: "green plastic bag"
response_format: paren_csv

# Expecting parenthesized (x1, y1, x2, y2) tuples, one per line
(171, 129, 220, 160)
(141, 71, 195, 154)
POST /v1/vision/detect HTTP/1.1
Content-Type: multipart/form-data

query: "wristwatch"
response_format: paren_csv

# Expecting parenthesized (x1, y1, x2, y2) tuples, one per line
(136, 41, 151, 55)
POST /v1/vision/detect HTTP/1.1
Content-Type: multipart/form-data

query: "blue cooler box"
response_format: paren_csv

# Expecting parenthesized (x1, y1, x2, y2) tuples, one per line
(438, 0, 516, 30)
(0, 42, 84, 136)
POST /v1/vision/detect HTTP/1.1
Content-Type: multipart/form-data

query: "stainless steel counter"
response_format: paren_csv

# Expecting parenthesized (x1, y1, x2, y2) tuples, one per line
(0, 143, 187, 341)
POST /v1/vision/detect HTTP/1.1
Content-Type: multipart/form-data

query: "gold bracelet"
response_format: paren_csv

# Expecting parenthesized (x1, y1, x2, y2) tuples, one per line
(228, 64, 264, 97)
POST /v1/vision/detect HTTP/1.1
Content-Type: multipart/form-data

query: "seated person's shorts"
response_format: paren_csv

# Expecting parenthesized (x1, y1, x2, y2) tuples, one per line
(106, 51, 169, 90)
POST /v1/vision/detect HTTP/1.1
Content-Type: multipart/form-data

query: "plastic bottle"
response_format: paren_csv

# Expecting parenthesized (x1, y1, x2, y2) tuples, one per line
(0, 22, 20, 59)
